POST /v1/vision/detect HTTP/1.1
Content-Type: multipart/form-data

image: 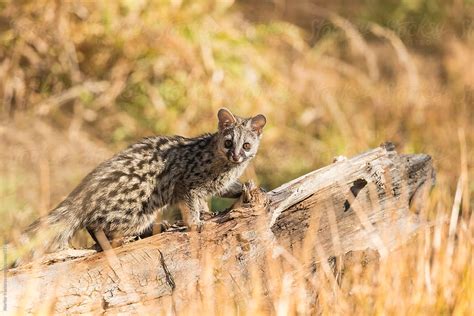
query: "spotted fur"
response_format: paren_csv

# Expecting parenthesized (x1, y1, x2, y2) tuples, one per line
(22, 108, 266, 252)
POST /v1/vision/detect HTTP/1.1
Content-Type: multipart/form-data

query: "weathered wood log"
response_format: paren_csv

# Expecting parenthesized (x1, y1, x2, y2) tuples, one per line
(3, 144, 435, 314)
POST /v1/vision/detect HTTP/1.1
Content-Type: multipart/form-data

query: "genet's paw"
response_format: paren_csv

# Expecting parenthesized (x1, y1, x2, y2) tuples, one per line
(241, 180, 256, 204)
(159, 220, 172, 231)
(188, 221, 203, 233)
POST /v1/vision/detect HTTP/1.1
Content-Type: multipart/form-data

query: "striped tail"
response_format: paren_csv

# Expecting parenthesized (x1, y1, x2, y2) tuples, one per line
(9, 204, 81, 267)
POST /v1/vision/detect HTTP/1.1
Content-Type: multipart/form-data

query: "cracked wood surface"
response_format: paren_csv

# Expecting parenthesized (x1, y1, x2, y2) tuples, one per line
(3, 144, 435, 314)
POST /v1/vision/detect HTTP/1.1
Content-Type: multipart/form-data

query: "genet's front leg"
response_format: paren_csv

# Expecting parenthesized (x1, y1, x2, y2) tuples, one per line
(178, 197, 209, 232)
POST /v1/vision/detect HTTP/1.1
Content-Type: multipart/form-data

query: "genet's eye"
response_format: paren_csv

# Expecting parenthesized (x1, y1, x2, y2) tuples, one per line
(224, 140, 233, 148)
(243, 143, 251, 151)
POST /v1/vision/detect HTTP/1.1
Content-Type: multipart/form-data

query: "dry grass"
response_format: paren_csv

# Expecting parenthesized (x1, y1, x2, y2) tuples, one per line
(0, 0, 473, 314)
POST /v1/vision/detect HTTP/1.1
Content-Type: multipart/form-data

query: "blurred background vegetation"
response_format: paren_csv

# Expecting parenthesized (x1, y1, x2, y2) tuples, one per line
(0, 0, 472, 313)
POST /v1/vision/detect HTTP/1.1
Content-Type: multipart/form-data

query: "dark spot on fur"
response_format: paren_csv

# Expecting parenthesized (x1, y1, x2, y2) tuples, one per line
(137, 160, 146, 169)
(131, 174, 144, 182)
(139, 201, 151, 215)
(108, 190, 117, 198)
(155, 138, 169, 149)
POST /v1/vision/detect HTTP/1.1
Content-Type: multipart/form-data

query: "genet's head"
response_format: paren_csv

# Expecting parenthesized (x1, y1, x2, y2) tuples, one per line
(216, 108, 266, 164)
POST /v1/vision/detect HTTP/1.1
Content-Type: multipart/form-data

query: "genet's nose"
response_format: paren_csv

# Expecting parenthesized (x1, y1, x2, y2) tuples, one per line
(230, 152, 241, 162)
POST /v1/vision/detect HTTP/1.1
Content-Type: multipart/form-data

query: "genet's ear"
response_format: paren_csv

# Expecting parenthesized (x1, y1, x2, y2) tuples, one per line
(251, 114, 266, 135)
(218, 108, 236, 130)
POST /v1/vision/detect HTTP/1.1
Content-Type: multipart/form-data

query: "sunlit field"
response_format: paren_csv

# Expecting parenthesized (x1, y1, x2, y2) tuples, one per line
(1, 0, 472, 314)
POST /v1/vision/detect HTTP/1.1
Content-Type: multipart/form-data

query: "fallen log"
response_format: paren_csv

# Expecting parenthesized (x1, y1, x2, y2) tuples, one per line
(3, 144, 435, 314)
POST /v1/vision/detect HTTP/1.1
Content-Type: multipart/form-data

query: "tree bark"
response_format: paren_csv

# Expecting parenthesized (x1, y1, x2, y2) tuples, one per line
(3, 144, 435, 314)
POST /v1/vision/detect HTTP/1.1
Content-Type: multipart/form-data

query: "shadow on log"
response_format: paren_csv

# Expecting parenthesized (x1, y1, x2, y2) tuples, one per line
(3, 144, 435, 314)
